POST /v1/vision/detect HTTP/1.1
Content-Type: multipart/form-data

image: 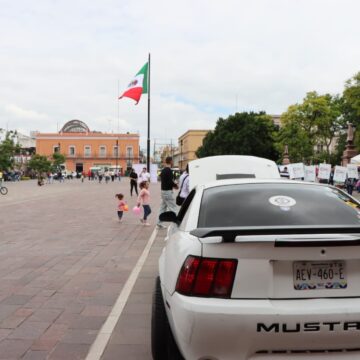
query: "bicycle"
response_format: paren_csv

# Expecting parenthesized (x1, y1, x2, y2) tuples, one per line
(0, 185, 8, 195)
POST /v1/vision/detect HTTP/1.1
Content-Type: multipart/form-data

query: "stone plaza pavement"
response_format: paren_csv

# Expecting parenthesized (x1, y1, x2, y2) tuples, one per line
(0, 178, 165, 359)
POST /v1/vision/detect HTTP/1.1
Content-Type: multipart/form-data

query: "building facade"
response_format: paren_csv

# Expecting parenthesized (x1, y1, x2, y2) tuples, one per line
(178, 130, 209, 170)
(36, 120, 139, 173)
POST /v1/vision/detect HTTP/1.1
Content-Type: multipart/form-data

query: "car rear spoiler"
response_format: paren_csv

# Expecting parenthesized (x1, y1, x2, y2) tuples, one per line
(190, 225, 360, 244)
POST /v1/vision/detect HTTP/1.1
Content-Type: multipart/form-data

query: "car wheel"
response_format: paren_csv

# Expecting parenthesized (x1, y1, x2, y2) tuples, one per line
(151, 276, 184, 360)
(0, 186, 8, 195)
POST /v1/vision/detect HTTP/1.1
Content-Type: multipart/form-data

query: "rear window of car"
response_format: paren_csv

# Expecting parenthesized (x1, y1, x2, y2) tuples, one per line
(198, 183, 360, 228)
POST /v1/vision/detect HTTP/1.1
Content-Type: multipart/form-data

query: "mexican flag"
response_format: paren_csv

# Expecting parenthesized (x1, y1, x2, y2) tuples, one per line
(119, 62, 148, 104)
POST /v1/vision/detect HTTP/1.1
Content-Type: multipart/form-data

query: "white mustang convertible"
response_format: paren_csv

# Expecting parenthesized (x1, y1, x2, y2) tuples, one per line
(151, 156, 360, 360)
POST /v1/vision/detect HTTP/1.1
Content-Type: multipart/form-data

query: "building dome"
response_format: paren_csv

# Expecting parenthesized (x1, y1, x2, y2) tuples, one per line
(60, 120, 90, 133)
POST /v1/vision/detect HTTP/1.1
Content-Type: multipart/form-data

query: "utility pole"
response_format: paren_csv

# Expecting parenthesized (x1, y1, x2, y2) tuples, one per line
(115, 139, 119, 172)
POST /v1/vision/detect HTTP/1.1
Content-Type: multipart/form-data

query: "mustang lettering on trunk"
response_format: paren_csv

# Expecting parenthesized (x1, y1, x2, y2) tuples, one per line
(257, 322, 360, 333)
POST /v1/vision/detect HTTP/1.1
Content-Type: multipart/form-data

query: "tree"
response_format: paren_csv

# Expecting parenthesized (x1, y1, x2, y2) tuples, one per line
(28, 154, 52, 179)
(312, 94, 343, 159)
(196, 112, 279, 160)
(342, 71, 360, 150)
(276, 115, 313, 163)
(0, 130, 20, 171)
(52, 152, 66, 167)
(276, 92, 342, 163)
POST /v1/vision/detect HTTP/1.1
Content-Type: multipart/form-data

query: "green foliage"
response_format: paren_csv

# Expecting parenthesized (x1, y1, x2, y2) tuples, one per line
(28, 154, 52, 178)
(343, 71, 360, 150)
(343, 72, 360, 119)
(52, 152, 66, 166)
(332, 132, 347, 166)
(276, 92, 342, 163)
(196, 112, 279, 160)
(0, 130, 20, 171)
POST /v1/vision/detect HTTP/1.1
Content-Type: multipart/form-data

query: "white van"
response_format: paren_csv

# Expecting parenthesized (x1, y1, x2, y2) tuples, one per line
(188, 155, 280, 190)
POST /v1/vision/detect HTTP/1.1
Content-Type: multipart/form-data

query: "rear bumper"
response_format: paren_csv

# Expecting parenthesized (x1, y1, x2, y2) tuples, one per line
(165, 292, 360, 360)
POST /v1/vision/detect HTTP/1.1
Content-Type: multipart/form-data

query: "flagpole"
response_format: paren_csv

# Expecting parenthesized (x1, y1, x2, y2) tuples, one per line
(147, 53, 151, 172)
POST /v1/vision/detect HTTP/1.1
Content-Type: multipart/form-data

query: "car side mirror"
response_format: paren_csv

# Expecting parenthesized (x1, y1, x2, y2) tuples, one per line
(159, 211, 178, 224)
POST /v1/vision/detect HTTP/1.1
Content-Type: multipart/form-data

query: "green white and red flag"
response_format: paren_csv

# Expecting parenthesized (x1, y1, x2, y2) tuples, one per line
(119, 62, 148, 104)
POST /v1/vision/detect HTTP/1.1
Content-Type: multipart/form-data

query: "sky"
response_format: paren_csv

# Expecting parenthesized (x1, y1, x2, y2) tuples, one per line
(1, 0, 360, 149)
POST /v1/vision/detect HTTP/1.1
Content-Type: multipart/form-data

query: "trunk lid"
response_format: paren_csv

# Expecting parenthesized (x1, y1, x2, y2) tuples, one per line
(198, 232, 360, 299)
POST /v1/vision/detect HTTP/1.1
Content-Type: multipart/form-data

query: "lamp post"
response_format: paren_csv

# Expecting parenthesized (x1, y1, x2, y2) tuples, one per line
(180, 140, 183, 171)
(127, 147, 131, 172)
(58, 142, 61, 153)
(115, 139, 119, 175)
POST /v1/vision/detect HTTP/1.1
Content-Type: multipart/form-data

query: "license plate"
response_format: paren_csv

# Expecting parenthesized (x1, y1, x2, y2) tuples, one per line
(293, 261, 347, 290)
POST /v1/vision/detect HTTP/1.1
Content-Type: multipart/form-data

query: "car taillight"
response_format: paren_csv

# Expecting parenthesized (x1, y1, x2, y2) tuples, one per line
(176, 256, 237, 298)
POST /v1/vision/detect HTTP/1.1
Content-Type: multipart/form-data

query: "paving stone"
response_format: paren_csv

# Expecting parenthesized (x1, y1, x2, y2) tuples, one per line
(47, 342, 89, 359)
(31, 324, 68, 351)
(61, 329, 98, 344)
(8, 321, 51, 340)
(70, 315, 106, 330)
(27, 309, 63, 323)
(1, 295, 34, 306)
(114, 313, 152, 331)
(0, 305, 21, 322)
(81, 305, 112, 317)
(108, 327, 150, 345)
(122, 302, 152, 315)
(54, 312, 81, 326)
(13, 308, 34, 317)
(0, 339, 33, 358)
(101, 344, 151, 360)
(22, 350, 48, 360)
(0, 314, 28, 329)
(0, 180, 164, 359)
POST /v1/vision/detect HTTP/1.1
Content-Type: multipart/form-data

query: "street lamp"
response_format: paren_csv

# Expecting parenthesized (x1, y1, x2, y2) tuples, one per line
(127, 147, 131, 172)
(180, 140, 183, 171)
(115, 139, 119, 174)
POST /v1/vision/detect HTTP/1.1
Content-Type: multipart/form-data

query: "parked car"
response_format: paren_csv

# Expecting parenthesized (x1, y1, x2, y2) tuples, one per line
(152, 156, 360, 360)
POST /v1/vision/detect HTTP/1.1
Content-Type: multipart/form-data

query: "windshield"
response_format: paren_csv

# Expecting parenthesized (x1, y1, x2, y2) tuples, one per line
(198, 183, 360, 228)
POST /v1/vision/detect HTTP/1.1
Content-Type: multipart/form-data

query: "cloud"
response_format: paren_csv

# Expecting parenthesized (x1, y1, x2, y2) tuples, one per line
(0, 0, 360, 149)
(4, 104, 48, 120)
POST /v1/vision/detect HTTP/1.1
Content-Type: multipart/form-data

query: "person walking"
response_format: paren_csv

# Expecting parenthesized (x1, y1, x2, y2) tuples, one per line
(139, 167, 151, 183)
(345, 177, 355, 195)
(157, 156, 178, 229)
(176, 164, 190, 206)
(137, 181, 151, 226)
(57, 171, 63, 183)
(115, 193, 127, 222)
(98, 170, 103, 183)
(129, 168, 138, 196)
(104, 170, 110, 184)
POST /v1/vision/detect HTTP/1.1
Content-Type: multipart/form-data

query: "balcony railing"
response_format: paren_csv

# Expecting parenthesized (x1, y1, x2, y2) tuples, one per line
(65, 152, 137, 160)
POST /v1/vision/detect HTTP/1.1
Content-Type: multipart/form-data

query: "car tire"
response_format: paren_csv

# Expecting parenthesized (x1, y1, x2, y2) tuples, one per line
(0, 186, 8, 195)
(151, 276, 184, 360)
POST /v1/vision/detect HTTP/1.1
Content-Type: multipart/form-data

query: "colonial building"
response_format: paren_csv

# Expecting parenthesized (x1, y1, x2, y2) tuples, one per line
(36, 120, 139, 173)
(178, 130, 209, 170)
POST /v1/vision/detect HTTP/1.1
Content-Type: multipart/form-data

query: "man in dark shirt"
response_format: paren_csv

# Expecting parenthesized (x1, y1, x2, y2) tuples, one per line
(157, 156, 178, 228)
(129, 168, 138, 196)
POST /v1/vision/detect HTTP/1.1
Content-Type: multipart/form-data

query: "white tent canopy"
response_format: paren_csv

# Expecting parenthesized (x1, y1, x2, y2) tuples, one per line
(350, 154, 360, 164)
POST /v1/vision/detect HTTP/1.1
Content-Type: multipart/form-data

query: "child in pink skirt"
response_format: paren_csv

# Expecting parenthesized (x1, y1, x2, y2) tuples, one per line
(137, 181, 151, 226)
(115, 193, 127, 222)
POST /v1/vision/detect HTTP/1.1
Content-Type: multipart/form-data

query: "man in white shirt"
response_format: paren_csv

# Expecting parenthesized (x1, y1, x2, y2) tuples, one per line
(178, 165, 190, 200)
(138, 167, 150, 183)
